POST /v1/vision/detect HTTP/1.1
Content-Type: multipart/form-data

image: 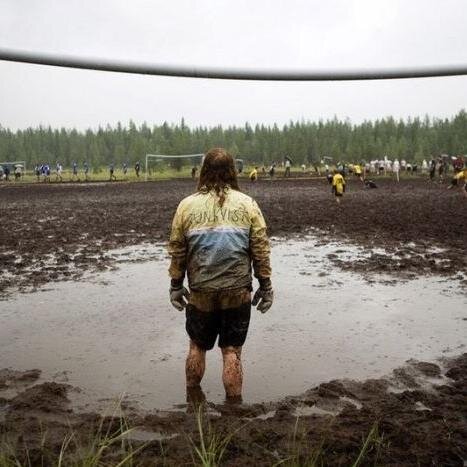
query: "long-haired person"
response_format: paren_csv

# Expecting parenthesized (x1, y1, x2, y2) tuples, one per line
(168, 148, 273, 403)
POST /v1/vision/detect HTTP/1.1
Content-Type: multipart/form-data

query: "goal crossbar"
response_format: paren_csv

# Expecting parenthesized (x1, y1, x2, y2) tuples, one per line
(0, 160, 27, 175)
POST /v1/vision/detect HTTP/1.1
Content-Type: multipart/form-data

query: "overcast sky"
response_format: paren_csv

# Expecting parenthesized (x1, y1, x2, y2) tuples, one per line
(1, 0, 467, 130)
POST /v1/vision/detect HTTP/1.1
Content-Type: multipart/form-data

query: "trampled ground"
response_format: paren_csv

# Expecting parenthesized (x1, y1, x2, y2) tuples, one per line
(0, 176, 466, 465)
(1, 176, 466, 295)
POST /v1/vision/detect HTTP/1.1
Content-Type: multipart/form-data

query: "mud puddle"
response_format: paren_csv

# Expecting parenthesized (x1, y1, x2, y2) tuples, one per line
(0, 237, 465, 411)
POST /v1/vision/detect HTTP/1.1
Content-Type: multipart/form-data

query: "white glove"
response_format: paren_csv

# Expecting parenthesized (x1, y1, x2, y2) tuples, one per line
(252, 286, 274, 313)
(170, 286, 190, 311)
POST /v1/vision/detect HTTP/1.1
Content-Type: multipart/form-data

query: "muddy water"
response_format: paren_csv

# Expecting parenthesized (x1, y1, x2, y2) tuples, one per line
(0, 237, 465, 411)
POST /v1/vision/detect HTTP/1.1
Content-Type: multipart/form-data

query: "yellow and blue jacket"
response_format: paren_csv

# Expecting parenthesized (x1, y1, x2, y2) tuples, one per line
(168, 187, 271, 294)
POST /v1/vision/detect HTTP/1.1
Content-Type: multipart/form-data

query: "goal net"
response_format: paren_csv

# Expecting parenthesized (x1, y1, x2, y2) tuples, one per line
(0, 160, 27, 179)
(145, 154, 204, 180)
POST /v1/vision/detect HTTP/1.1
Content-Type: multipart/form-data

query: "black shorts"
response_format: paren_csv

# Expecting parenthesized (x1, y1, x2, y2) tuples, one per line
(186, 302, 251, 351)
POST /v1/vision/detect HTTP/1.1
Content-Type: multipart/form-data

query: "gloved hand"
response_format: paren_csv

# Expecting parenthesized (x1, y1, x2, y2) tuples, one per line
(252, 283, 274, 313)
(170, 286, 190, 311)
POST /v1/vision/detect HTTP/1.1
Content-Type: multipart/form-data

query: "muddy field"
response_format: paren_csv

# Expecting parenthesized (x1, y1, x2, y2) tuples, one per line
(1, 177, 466, 296)
(1, 355, 466, 465)
(1, 177, 466, 465)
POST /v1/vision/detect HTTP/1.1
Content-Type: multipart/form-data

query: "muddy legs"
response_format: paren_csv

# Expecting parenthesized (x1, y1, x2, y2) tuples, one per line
(221, 346, 243, 401)
(186, 342, 244, 402)
(186, 340, 206, 388)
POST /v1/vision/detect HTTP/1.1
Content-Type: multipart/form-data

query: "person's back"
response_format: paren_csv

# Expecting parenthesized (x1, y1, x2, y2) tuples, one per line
(332, 171, 345, 203)
(168, 148, 273, 402)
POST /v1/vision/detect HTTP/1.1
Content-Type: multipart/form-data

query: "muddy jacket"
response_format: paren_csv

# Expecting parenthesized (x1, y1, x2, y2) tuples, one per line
(168, 187, 271, 292)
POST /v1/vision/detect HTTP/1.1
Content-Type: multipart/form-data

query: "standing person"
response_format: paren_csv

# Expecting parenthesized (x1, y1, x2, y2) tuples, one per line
(284, 157, 292, 178)
(35, 164, 41, 182)
(168, 148, 273, 402)
(109, 163, 116, 181)
(422, 159, 428, 173)
(393, 158, 400, 182)
(135, 161, 141, 178)
(14, 165, 22, 181)
(331, 169, 346, 204)
(55, 162, 63, 182)
(72, 161, 78, 181)
(249, 166, 258, 182)
(268, 162, 276, 179)
(437, 156, 445, 182)
(122, 162, 128, 178)
(4, 165, 10, 182)
(191, 166, 198, 179)
(354, 163, 363, 182)
(429, 158, 436, 181)
(83, 161, 90, 181)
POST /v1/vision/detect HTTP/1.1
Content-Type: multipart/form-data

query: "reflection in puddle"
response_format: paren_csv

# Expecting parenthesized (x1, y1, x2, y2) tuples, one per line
(0, 236, 465, 411)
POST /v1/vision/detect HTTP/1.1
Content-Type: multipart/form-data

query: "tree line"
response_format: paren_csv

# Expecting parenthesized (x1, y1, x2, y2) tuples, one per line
(1, 111, 466, 170)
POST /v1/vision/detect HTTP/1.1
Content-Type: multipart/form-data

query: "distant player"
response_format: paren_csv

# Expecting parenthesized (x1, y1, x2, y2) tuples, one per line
(393, 158, 400, 182)
(35, 164, 41, 182)
(249, 166, 258, 182)
(83, 161, 89, 181)
(4, 165, 10, 181)
(422, 159, 428, 173)
(332, 169, 346, 204)
(123, 162, 128, 178)
(438, 157, 444, 182)
(379, 159, 385, 175)
(448, 168, 467, 198)
(109, 163, 117, 181)
(354, 163, 363, 181)
(55, 162, 63, 182)
(14, 165, 22, 181)
(429, 158, 436, 181)
(284, 156, 292, 178)
(364, 179, 378, 189)
(268, 163, 276, 179)
(42, 164, 51, 183)
(135, 161, 141, 178)
(72, 161, 78, 181)
(191, 166, 198, 179)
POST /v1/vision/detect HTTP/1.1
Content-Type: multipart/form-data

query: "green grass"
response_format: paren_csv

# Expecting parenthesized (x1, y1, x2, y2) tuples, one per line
(0, 409, 385, 467)
(188, 405, 245, 467)
(0, 400, 144, 467)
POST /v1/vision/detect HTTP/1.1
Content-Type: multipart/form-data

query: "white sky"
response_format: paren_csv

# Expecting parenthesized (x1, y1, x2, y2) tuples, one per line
(1, 0, 467, 130)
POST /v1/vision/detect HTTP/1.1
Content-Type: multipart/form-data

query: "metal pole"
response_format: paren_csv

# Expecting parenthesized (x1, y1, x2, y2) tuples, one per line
(1, 47, 467, 81)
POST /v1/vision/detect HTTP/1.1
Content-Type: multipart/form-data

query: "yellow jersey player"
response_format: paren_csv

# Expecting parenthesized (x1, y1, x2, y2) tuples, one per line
(249, 166, 258, 182)
(332, 170, 346, 204)
(448, 168, 467, 198)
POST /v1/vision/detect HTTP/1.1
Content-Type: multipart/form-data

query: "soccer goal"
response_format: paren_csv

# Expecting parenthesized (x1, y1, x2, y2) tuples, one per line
(145, 154, 204, 181)
(0, 160, 27, 179)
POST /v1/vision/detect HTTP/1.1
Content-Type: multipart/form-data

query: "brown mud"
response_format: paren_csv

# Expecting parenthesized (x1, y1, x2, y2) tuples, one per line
(1, 177, 466, 296)
(0, 354, 465, 466)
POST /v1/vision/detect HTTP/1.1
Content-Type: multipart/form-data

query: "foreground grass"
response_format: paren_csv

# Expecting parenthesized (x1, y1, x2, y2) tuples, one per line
(0, 409, 384, 467)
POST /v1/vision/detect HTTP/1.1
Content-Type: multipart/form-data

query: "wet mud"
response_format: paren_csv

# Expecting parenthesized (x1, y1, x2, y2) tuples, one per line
(1, 178, 466, 464)
(1, 177, 466, 296)
(0, 354, 465, 466)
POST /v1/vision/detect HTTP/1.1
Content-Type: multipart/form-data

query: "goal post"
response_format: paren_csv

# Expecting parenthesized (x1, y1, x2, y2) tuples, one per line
(0, 160, 27, 179)
(145, 154, 204, 181)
